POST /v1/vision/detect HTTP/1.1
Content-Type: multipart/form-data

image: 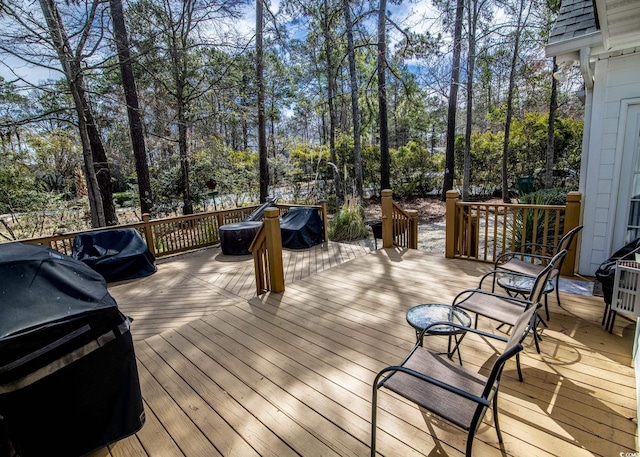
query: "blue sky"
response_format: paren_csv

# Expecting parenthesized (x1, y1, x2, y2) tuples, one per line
(0, 0, 443, 87)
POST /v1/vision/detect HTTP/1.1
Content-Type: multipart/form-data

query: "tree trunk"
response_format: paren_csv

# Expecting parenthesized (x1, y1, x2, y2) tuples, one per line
(502, 0, 528, 203)
(109, 0, 153, 215)
(257, 0, 269, 203)
(177, 94, 193, 214)
(342, 0, 363, 199)
(378, 0, 390, 191)
(545, 57, 558, 189)
(463, 0, 478, 202)
(38, 0, 114, 226)
(242, 72, 249, 151)
(323, 0, 343, 206)
(441, 0, 464, 200)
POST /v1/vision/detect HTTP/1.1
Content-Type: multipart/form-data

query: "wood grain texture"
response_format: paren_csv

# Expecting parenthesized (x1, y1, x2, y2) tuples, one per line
(108, 246, 637, 456)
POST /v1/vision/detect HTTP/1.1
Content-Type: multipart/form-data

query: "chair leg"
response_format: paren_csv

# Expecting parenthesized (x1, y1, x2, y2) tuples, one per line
(532, 324, 541, 353)
(555, 276, 562, 308)
(465, 430, 474, 457)
(544, 294, 550, 321)
(515, 353, 523, 381)
(371, 386, 379, 457)
(492, 390, 503, 444)
(448, 334, 465, 365)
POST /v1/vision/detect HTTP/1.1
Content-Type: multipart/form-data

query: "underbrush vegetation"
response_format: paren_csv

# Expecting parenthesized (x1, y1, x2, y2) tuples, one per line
(329, 197, 369, 242)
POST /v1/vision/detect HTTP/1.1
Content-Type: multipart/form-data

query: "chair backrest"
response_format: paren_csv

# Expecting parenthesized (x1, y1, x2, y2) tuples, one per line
(557, 225, 583, 253)
(527, 249, 567, 303)
(480, 304, 539, 400)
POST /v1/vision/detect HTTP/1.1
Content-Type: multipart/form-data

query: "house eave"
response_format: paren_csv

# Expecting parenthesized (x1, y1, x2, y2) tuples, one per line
(545, 31, 603, 59)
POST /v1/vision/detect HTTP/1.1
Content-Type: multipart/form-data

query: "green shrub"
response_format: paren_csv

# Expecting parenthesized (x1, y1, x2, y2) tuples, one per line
(113, 191, 136, 207)
(511, 187, 571, 247)
(329, 197, 369, 242)
(519, 187, 572, 206)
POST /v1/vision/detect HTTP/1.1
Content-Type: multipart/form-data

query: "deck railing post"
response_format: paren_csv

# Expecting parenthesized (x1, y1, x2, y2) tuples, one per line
(562, 191, 582, 276)
(381, 189, 393, 248)
(445, 190, 460, 258)
(264, 208, 285, 293)
(320, 200, 329, 244)
(142, 213, 156, 257)
(406, 210, 419, 249)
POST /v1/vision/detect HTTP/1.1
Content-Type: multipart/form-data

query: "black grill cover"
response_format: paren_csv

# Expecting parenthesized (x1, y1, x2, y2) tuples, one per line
(280, 207, 324, 249)
(595, 238, 640, 304)
(0, 243, 145, 456)
(73, 228, 157, 283)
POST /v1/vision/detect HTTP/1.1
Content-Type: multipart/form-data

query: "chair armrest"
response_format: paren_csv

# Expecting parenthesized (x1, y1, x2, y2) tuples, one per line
(417, 320, 509, 344)
(477, 269, 548, 289)
(374, 365, 491, 407)
(453, 288, 536, 308)
(495, 251, 555, 267)
(511, 242, 556, 253)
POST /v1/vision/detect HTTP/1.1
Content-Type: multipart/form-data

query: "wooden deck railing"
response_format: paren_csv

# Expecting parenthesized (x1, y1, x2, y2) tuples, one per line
(18, 203, 328, 258)
(20, 206, 260, 257)
(16, 201, 327, 296)
(445, 190, 582, 276)
(381, 189, 418, 249)
(250, 208, 285, 295)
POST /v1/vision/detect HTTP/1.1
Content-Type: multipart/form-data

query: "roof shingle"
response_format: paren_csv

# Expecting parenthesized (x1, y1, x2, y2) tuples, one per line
(548, 0, 599, 44)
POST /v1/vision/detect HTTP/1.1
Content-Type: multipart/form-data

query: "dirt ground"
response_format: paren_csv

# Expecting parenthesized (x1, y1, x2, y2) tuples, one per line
(359, 196, 506, 253)
(362, 196, 447, 224)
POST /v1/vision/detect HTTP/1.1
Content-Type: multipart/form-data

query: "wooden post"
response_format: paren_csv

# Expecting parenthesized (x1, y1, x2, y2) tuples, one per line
(561, 191, 582, 276)
(445, 190, 460, 258)
(142, 213, 156, 257)
(407, 209, 418, 249)
(381, 189, 393, 248)
(320, 200, 329, 243)
(264, 208, 285, 293)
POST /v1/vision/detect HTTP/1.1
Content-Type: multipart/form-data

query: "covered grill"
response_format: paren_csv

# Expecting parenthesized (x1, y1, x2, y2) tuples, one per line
(0, 243, 145, 456)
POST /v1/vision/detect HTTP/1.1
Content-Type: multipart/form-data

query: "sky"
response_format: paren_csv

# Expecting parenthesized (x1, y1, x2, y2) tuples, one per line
(0, 0, 442, 88)
(1, 55, 58, 86)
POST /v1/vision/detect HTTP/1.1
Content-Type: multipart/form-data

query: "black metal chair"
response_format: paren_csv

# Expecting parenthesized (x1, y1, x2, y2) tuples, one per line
(494, 225, 582, 318)
(371, 304, 540, 457)
(454, 250, 566, 357)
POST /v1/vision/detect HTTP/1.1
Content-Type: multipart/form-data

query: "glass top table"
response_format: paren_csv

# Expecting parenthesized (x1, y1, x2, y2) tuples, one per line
(496, 272, 555, 321)
(496, 273, 554, 297)
(405, 304, 472, 364)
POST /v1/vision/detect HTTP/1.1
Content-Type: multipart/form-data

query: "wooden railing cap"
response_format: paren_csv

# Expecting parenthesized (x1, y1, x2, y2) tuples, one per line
(566, 191, 582, 202)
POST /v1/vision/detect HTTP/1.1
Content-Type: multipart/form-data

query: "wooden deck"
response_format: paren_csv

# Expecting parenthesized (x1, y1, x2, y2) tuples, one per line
(110, 241, 370, 341)
(101, 245, 637, 457)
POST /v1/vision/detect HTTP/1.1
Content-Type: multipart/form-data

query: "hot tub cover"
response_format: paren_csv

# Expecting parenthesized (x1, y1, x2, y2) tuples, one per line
(0, 243, 145, 456)
(280, 207, 324, 249)
(73, 228, 157, 282)
(219, 221, 262, 255)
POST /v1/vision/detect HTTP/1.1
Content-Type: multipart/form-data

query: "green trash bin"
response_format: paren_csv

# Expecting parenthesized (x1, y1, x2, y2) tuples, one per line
(517, 176, 534, 194)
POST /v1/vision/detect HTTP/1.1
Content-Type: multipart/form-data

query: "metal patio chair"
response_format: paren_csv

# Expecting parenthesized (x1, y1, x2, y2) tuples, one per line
(494, 225, 582, 318)
(371, 304, 540, 457)
(454, 249, 567, 358)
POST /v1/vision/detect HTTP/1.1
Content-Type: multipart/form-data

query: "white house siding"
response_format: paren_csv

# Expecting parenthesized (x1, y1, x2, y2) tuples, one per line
(581, 53, 640, 276)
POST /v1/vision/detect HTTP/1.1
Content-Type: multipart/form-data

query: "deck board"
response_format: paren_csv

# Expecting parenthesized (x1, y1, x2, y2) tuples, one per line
(108, 246, 637, 456)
